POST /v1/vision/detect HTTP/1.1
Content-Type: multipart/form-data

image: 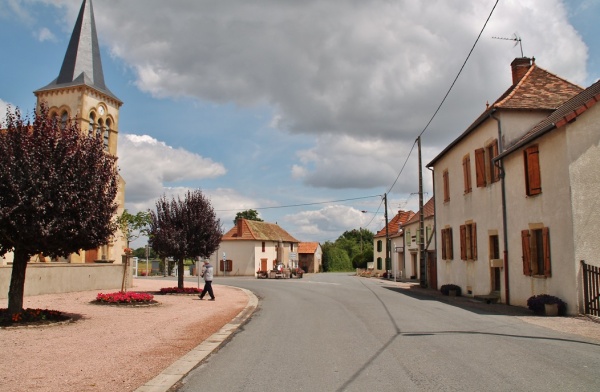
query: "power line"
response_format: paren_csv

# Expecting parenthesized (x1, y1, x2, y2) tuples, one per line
(386, 0, 500, 193)
(214, 194, 382, 212)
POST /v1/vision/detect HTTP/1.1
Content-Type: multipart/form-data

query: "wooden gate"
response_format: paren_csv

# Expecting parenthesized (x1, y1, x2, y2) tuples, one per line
(581, 260, 600, 317)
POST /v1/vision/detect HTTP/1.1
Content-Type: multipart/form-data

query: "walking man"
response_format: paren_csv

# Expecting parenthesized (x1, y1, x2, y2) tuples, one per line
(198, 259, 215, 301)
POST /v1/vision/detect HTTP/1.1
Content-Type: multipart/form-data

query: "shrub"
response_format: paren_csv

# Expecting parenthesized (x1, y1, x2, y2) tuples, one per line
(440, 284, 462, 296)
(0, 308, 67, 326)
(159, 287, 202, 294)
(526, 294, 567, 315)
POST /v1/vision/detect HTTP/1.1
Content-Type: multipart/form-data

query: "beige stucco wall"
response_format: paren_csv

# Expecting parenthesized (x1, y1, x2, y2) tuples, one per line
(403, 218, 435, 281)
(0, 263, 131, 299)
(503, 128, 575, 309)
(433, 117, 505, 297)
(211, 239, 298, 276)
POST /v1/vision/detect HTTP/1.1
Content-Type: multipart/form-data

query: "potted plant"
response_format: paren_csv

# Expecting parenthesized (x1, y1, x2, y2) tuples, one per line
(440, 284, 461, 297)
(526, 294, 566, 316)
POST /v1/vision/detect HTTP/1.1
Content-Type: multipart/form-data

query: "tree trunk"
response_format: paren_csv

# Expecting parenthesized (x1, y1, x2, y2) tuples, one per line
(8, 248, 30, 315)
(177, 258, 184, 289)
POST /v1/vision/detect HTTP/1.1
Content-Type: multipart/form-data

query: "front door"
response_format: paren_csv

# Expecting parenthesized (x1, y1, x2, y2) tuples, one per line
(427, 251, 437, 290)
(85, 248, 98, 263)
(261, 258, 268, 272)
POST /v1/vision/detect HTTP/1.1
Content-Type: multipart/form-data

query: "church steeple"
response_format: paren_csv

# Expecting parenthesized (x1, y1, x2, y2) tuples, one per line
(35, 0, 120, 102)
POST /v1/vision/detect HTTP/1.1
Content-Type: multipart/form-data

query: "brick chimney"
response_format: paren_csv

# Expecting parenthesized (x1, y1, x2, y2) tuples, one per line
(236, 218, 244, 237)
(511, 57, 532, 85)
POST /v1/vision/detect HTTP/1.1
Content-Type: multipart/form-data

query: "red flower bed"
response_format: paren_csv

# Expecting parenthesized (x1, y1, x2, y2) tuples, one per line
(159, 287, 202, 294)
(95, 291, 154, 304)
(0, 308, 68, 326)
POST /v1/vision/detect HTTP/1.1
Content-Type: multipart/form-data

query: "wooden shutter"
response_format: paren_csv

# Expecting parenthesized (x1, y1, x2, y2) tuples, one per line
(441, 229, 447, 260)
(460, 225, 466, 260)
(472, 223, 477, 260)
(443, 170, 450, 202)
(542, 227, 551, 277)
(219, 260, 224, 271)
(475, 148, 487, 187)
(521, 230, 532, 276)
(524, 146, 542, 195)
(463, 155, 472, 193)
(448, 228, 453, 259)
(492, 142, 500, 182)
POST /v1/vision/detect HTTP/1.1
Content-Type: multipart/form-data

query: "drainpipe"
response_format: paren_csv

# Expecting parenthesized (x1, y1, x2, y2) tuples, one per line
(490, 111, 510, 305)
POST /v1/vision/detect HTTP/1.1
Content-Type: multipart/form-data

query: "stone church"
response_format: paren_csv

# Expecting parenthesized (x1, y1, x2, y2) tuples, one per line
(8, 0, 126, 264)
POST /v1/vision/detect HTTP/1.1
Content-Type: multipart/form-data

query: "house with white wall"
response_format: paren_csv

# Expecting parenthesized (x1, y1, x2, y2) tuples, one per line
(373, 210, 414, 277)
(427, 57, 583, 304)
(213, 218, 300, 276)
(298, 242, 322, 273)
(495, 80, 600, 313)
(401, 197, 435, 287)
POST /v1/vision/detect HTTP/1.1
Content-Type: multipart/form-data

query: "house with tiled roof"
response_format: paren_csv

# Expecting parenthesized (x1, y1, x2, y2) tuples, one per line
(427, 57, 584, 309)
(400, 197, 435, 286)
(298, 242, 322, 273)
(372, 210, 414, 276)
(213, 218, 300, 276)
(492, 79, 600, 314)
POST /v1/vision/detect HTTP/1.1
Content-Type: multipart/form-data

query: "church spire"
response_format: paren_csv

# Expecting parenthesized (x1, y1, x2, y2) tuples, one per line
(35, 0, 120, 102)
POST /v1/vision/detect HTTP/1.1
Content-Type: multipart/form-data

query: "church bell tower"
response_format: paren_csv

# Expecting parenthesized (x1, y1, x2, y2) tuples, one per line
(34, 0, 125, 263)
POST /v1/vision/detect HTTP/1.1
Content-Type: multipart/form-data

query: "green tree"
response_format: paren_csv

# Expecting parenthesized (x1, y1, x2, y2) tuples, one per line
(324, 247, 353, 272)
(117, 209, 151, 249)
(148, 190, 222, 289)
(233, 209, 263, 225)
(0, 104, 118, 315)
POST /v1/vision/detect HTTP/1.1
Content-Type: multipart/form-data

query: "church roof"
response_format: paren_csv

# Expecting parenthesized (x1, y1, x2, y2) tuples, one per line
(34, 0, 121, 103)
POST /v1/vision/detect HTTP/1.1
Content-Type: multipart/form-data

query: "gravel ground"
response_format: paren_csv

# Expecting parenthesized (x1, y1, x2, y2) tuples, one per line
(0, 279, 248, 392)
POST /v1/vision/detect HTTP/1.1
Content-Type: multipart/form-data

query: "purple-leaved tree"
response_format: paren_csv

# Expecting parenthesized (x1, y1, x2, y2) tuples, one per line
(0, 103, 119, 315)
(149, 190, 222, 289)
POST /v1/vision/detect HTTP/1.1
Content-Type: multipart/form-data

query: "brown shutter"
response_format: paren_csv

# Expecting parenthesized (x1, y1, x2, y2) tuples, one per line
(219, 260, 224, 271)
(448, 228, 453, 259)
(472, 223, 477, 260)
(525, 146, 541, 195)
(441, 229, 447, 260)
(475, 148, 486, 187)
(542, 227, 551, 277)
(460, 225, 466, 260)
(492, 142, 500, 182)
(521, 230, 531, 276)
(463, 155, 472, 193)
(443, 170, 450, 202)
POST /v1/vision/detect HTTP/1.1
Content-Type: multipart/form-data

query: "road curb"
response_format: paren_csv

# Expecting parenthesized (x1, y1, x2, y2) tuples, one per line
(134, 286, 259, 392)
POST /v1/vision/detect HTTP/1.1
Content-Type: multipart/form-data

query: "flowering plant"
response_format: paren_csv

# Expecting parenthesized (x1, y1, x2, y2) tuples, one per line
(0, 308, 66, 326)
(96, 291, 154, 303)
(526, 294, 567, 315)
(123, 247, 133, 254)
(159, 287, 202, 294)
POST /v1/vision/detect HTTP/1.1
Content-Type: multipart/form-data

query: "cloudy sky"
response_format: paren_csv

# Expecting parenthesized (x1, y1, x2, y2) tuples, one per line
(1, 0, 599, 247)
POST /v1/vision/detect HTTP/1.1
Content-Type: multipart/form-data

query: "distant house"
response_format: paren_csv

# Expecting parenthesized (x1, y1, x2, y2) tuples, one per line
(213, 219, 300, 276)
(298, 242, 323, 273)
(427, 57, 588, 312)
(400, 197, 435, 286)
(372, 210, 414, 276)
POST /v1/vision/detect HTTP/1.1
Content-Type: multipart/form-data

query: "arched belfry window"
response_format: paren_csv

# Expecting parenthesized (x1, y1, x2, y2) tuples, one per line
(97, 119, 104, 138)
(61, 111, 68, 130)
(104, 119, 111, 150)
(88, 112, 96, 136)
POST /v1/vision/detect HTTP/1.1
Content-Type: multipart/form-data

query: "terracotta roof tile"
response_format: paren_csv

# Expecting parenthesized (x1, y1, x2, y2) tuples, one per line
(404, 197, 435, 225)
(374, 210, 415, 238)
(493, 64, 583, 110)
(298, 242, 319, 254)
(497, 79, 600, 159)
(222, 219, 300, 242)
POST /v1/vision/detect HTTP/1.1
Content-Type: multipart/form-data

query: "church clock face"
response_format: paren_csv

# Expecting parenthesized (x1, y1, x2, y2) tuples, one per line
(98, 106, 105, 115)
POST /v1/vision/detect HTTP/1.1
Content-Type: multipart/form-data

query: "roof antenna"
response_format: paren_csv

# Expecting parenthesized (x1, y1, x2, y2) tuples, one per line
(493, 33, 523, 57)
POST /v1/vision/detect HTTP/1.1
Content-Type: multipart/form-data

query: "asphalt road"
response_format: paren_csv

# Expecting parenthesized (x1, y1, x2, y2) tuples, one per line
(176, 273, 600, 392)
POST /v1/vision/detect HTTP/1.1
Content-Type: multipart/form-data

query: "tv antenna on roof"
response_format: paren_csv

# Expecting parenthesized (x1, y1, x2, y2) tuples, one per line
(493, 33, 523, 57)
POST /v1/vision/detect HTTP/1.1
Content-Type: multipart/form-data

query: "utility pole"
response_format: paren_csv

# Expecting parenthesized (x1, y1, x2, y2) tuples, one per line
(384, 193, 390, 275)
(418, 137, 427, 288)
